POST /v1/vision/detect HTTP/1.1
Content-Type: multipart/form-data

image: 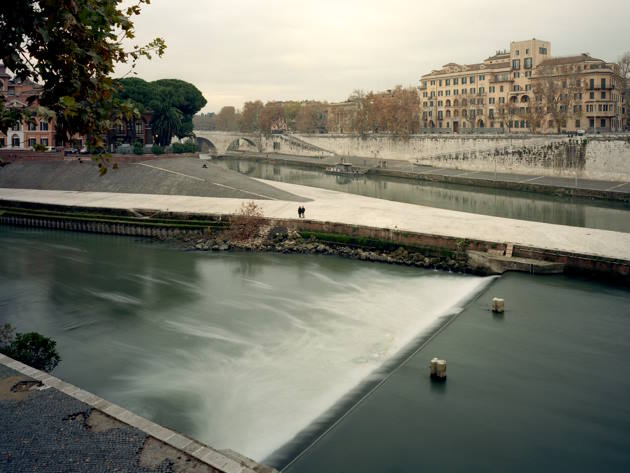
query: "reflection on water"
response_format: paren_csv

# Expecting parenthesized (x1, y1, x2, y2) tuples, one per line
(0, 227, 492, 462)
(218, 158, 630, 233)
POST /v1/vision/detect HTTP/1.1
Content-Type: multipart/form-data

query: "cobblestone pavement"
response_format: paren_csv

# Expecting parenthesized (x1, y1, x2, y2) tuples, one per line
(0, 363, 237, 473)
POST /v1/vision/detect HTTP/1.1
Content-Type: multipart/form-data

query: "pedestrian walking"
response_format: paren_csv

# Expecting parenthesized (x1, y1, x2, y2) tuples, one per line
(301, 206, 306, 219)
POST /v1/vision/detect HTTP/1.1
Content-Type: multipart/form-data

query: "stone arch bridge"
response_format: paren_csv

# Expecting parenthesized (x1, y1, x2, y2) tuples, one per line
(193, 130, 336, 158)
(194, 131, 262, 156)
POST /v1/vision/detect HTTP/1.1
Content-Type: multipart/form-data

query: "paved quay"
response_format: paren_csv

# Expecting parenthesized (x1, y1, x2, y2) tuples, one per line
(0, 354, 275, 473)
(226, 151, 630, 196)
(1, 180, 630, 262)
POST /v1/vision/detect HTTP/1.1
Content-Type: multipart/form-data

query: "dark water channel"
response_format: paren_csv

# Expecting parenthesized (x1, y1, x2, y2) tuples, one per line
(214, 157, 630, 233)
(1, 227, 628, 472)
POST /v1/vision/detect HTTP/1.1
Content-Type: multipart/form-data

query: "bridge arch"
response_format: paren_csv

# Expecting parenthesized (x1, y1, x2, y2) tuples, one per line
(196, 137, 218, 156)
(226, 137, 259, 152)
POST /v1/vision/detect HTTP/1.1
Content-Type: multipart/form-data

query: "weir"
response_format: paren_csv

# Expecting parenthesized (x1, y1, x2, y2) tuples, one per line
(0, 227, 494, 466)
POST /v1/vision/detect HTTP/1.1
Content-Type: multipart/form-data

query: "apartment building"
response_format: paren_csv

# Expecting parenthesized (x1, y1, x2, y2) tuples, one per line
(0, 65, 59, 149)
(419, 39, 626, 134)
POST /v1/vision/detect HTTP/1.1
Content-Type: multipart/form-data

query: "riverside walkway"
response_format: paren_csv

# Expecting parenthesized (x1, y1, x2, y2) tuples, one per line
(1, 180, 629, 262)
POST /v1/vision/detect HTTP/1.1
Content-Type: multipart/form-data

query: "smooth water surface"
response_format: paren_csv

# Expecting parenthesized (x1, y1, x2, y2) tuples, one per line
(285, 272, 630, 472)
(214, 157, 630, 233)
(0, 227, 490, 462)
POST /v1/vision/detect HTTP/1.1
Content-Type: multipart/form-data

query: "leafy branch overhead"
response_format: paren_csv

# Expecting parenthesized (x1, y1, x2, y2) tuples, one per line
(0, 0, 166, 146)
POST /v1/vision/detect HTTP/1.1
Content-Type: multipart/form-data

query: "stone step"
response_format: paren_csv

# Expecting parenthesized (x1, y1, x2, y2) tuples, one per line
(505, 242, 514, 258)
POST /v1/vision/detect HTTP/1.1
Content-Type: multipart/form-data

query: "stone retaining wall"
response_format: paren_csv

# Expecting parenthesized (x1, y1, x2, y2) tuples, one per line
(292, 133, 630, 181)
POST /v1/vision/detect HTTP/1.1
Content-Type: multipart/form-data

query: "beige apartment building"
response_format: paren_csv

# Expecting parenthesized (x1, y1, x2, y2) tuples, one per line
(419, 39, 627, 134)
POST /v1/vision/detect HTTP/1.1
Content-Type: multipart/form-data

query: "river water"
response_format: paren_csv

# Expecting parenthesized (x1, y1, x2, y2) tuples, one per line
(0, 227, 492, 463)
(213, 157, 630, 233)
(1, 228, 629, 471)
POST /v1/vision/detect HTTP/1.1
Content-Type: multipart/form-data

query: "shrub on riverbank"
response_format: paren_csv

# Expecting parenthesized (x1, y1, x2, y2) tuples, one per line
(0, 324, 61, 373)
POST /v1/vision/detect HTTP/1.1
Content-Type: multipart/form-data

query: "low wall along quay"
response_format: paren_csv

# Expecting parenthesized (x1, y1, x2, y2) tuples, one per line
(1, 200, 628, 285)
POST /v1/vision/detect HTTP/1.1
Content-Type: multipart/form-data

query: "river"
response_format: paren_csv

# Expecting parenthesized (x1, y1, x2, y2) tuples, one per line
(212, 157, 630, 233)
(0, 227, 490, 463)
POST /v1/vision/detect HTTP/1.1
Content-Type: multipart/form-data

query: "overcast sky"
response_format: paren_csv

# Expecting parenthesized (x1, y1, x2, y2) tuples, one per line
(122, 0, 630, 113)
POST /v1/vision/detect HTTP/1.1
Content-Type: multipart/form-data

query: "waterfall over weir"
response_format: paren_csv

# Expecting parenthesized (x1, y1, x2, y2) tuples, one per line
(0, 227, 494, 465)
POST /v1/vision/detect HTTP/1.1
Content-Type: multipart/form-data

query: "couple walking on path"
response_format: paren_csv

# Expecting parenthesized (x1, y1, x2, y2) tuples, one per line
(297, 206, 306, 218)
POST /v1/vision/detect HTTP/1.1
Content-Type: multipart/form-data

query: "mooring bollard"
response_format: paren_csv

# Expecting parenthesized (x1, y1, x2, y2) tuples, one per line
(492, 297, 505, 313)
(430, 357, 447, 381)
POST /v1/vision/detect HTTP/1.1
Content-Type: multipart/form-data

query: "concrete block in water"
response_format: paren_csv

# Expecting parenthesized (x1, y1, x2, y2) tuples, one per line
(430, 357, 447, 380)
(492, 297, 505, 313)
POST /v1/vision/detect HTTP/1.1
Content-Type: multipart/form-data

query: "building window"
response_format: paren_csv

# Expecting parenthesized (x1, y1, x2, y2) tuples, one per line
(525, 84, 531, 91)
(470, 88, 475, 94)
(479, 87, 485, 93)
(0, 138, 4, 147)
(601, 118, 606, 128)
(589, 78, 594, 90)
(524, 58, 532, 69)
(576, 119, 581, 128)
(489, 86, 495, 93)
(514, 72, 520, 79)
(438, 90, 443, 96)
(40, 138, 49, 146)
(489, 97, 495, 104)
(462, 89, 467, 94)
(500, 85, 504, 92)
(515, 50, 520, 56)
(539, 47, 547, 55)
(445, 79, 450, 86)
(589, 91, 594, 100)
(135, 122, 143, 134)
(512, 59, 520, 70)
(11, 135, 20, 147)
(601, 78, 606, 89)
(40, 121, 49, 131)
(526, 48, 530, 54)
(513, 84, 521, 92)
(28, 138, 37, 147)
(462, 77, 467, 84)
(439, 80, 442, 86)
(430, 80, 435, 86)
(28, 122, 37, 131)
(453, 78, 459, 85)
(479, 75, 485, 81)
(445, 90, 450, 96)
(453, 89, 459, 95)
(470, 76, 475, 83)
(601, 91, 606, 99)
(525, 71, 532, 78)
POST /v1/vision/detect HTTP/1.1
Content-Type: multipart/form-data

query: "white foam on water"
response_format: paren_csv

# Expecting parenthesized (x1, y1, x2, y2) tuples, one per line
(118, 266, 493, 462)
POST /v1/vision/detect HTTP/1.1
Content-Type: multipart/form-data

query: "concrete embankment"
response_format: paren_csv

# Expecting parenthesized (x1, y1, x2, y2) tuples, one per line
(1, 194, 628, 284)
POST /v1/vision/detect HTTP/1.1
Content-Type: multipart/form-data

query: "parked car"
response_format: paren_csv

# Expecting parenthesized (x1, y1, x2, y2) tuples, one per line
(576, 129, 585, 136)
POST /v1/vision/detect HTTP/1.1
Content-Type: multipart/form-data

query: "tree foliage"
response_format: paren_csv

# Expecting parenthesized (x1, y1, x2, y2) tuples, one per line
(117, 78, 206, 144)
(0, 0, 166, 146)
(0, 327, 61, 373)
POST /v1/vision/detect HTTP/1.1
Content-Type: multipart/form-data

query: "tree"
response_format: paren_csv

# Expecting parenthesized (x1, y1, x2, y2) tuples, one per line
(259, 102, 285, 134)
(117, 77, 206, 141)
(151, 104, 183, 146)
(0, 0, 166, 147)
(0, 328, 61, 373)
(193, 112, 216, 131)
(282, 102, 301, 132)
(240, 101, 264, 132)
(532, 64, 581, 133)
(619, 52, 630, 129)
(296, 102, 326, 133)
(214, 106, 240, 131)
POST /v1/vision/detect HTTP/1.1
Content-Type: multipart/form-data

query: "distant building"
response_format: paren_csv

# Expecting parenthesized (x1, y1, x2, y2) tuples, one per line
(419, 39, 627, 133)
(105, 112, 154, 150)
(326, 101, 360, 133)
(0, 65, 65, 149)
